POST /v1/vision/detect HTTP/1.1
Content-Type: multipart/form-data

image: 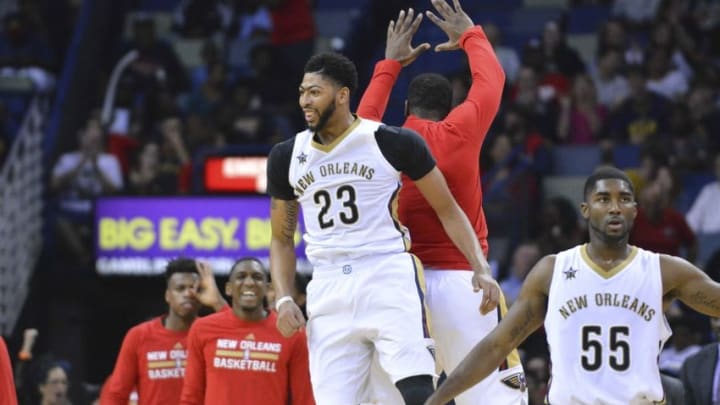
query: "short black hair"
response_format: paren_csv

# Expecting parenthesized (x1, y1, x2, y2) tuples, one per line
(165, 258, 198, 284)
(228, 257, 267, 279)
(583, 166, 634, 200)
(304, 52, 358, 94)
(407, 73, 452, 119)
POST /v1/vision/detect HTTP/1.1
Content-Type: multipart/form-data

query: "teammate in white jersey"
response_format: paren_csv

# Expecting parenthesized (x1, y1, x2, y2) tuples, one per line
(426, 166, 720, 405)
(266, 51, 500, 405)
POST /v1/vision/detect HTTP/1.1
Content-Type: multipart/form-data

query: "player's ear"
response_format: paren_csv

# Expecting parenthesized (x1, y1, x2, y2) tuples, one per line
(580, 202, 589, 219)
(338, 86, 350, 105)
(224, 280, 232, 297)
(164, 288, 170, 305)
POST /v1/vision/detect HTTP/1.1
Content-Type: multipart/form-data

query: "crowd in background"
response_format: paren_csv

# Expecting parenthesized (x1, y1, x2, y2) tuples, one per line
(1, 0, 720, 403)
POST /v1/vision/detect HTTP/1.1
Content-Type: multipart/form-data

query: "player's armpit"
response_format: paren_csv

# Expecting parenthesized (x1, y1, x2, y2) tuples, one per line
(271, 198, 299, 243)
(662, 255, 720, 316)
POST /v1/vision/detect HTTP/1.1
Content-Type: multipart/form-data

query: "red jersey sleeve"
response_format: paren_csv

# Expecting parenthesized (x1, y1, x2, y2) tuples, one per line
(288, 331, 315, 405)
(0, 337, 18, 405)
(357, 59, 402, 121)
(442, 26, 505, 142)
(101, 326, 141, 405)
(179, 324, 206, 405)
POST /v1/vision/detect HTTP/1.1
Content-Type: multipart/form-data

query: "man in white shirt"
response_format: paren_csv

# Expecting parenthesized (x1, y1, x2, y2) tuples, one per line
(51, 116, 123, 265)
(686, 154, 720, 234)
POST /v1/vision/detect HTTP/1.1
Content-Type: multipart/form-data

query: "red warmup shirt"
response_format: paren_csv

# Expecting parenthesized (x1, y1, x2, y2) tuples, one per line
(630, 207, 696, 256)
(180, 310, 314, 405)
(357, 26, 505, 269)
(101, 317, 188, 405)
(269, 0, 315, 45)
(0, 337, 18, 405)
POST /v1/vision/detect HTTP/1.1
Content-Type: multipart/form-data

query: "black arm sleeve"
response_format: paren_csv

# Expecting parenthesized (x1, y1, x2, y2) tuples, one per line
(375, 125, 436, 180)
(266, 138, 296, 200)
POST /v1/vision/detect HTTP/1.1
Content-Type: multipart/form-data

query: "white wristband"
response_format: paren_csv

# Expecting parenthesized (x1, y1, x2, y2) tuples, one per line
(275, 295, 295, 311)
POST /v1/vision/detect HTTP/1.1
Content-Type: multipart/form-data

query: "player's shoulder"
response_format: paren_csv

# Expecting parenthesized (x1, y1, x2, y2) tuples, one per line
(127, 317, 161, 339)
(269, 137, 297, 156)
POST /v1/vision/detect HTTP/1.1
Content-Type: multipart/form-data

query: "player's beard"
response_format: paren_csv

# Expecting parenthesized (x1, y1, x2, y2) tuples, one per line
(309, 99, 336, 133)
(589, 220, 630, 245)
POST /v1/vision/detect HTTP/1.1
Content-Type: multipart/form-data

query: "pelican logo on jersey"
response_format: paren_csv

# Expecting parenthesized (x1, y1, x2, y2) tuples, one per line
(145, 344, 187, 379)
(557, 293, 657, 321)
(501, 372, 527, 391)
(213, 337, 281, 372)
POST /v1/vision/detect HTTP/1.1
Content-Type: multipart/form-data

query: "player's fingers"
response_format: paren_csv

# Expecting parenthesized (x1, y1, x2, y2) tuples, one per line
(425, 10, 444, 28)
(409, 43, 430, 59)
(402, 8, 415, 31)
(409, 12, 423, 34)
(387, 20, 394, 37)
(396, 9, 406, 29)
(435, 41, 456, 52)
(431, 0, 454, 18)
(452, 0, 463, 13)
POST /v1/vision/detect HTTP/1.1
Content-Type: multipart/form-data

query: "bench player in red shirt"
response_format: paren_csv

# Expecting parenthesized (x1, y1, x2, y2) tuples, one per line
(101, 258, 227, 405)
(358, 1, 526, 403)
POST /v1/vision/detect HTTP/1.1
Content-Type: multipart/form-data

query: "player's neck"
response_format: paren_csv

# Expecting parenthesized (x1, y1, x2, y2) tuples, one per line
(232, 304, 267, 322)
(164, 312, 194, 332)
(315, 112, 355, 145)
(585, 240, 632, 267)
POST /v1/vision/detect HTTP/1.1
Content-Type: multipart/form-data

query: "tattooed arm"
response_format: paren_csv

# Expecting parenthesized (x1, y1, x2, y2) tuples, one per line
(270, 197, 305, 336)
(425, 255, 554, 405)
(662, 255, 720, 317)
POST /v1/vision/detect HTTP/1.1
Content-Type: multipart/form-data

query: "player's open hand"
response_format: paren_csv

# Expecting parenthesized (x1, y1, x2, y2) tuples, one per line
(472, 272, 500, 315)
(193, 261, 227, 311)
(385, 8, 430, 66)
(276, 300, 306, 337)
(425, 0, 474, 52)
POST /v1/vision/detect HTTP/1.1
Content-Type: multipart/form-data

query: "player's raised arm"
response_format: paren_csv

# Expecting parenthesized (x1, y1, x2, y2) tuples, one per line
(357, 8, 428, 121)
(425, 255, 553, 405)
(661, 255, 720, 317)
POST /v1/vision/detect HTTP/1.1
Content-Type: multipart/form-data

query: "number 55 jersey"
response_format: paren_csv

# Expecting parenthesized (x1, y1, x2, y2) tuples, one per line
(545, 244, 670, 405)
(267, 116, 436, 272)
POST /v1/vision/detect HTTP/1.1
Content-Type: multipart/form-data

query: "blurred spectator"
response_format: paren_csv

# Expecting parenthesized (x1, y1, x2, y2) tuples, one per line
(509, 66, 560, 141)
(226, 1, 271, 78)
(611, 0, 662, 26)
(597, 18, 643, 65)
(686, 82, 720, 158)
(189, 40, 221, 92)
(261, 0, 315, 128)
(51, 117, 123, 266)
(215, 78, 280, 145)
(117, 15, 189, 130)
(523, 356, 550, 405)
(648, 20, 694, 81)
(185, 62, 226, 118)
(625, 144, 667, 195)
(686, 153, 720, 234)
(0, 11, 56, 92)
(172, 0, 233, 38)
(630, 180, 697, 261)
(540, 20, 586, 79)
(659, 318, 702, 376)
(21, 355, 75, 405)
(645, 47, 688, 101)
(591, 49, 630, 110)
(483, 23, 521, 83)
(152, 116, 192, 194)
(663, 102, 708, 170)
(500, 242, 541, 305)
(536, 196, 585, 256)
(556, 74, 608, 144)
(607, 65, 670, 144)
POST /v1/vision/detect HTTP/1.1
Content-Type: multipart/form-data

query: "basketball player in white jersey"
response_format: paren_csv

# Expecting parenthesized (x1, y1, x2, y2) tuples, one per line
(266, 51, 500, 405)
(426, 167, 720, 405)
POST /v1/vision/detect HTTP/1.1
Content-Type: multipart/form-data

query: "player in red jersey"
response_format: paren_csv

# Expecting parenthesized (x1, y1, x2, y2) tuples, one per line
(0, 337, 18, 405)
(180, 257, 314, 405)
(101, 258, 226, 405)
(357, 1, 526, 403)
